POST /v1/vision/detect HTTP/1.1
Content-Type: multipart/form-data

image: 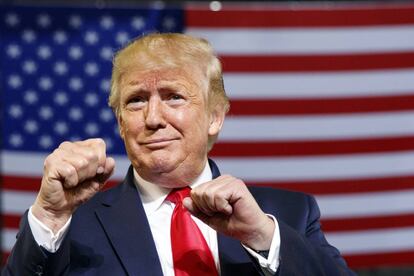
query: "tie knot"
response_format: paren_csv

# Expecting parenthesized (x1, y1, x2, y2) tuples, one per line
(166, 186, 191, 204)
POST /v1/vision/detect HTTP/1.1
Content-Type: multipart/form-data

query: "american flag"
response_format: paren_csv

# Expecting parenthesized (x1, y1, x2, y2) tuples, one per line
(1, 2, 414, 269)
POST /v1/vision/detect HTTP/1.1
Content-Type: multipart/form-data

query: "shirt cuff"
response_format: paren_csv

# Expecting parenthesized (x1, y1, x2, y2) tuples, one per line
(28, 206, 72, 253)
(242, 214, 280, 275)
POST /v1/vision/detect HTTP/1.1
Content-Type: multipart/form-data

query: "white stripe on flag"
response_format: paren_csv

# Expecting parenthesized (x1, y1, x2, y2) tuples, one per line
(5, 151, 414, 182)
(221, 111, 414, 141)
(224, 69, 414, 99)
(186, 26, 414, 54)
(326, 227, 414, 254)
(2, 229, 17, 252)
(2, 190, 36, 214)
(4, 151, 414, 182)
(1, 151, 131, 179)
(1, 151, 47, 177)
(215, 151, 414, 181)
(316, 190, 414, 218)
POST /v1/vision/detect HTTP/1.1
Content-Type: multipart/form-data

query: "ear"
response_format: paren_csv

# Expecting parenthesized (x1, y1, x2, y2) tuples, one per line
(208, 106, 225, 137)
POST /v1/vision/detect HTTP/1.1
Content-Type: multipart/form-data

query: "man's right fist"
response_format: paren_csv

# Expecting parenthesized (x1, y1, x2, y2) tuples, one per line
(32, 138, 115, 233)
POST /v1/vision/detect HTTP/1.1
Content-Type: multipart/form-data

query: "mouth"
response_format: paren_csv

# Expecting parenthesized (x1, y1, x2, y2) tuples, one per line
(140, 138, 179, 149)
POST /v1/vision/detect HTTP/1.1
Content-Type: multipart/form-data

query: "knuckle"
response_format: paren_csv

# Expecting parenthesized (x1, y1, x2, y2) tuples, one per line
(231, 177, 244, 186)
(217, 202, 227, 212)
(59, 141, 72, 149)
(44, 150, 61, 169)
(95, 138, 105, 146)
(64, 165, 77, 177)
(43, 155, 53, 168)
(51, 148, 63, 158)
(83, 149, 98, 162)
(74, 158, 88, 170)
(92, 138, 106, 149)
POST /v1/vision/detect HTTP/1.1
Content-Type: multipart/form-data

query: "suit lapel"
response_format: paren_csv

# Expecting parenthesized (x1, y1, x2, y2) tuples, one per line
(95, 167, 163, 276)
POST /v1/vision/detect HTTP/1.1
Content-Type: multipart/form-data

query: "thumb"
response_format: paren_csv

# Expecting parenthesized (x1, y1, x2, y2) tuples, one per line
(183, 197, 198, 215)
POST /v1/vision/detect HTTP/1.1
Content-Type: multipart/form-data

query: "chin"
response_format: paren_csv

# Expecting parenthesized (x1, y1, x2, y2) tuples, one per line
(145, 154, 182, 174)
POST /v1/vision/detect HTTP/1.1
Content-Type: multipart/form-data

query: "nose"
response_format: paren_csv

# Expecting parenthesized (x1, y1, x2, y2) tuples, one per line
(144, 96, 167, 130)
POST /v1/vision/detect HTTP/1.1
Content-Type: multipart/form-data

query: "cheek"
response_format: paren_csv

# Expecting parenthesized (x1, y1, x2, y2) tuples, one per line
(121, 115, 144, 138)
(173, 108, 207, 130)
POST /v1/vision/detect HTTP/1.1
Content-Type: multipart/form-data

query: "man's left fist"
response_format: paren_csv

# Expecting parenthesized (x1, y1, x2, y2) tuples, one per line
(183, 175, 275, 251)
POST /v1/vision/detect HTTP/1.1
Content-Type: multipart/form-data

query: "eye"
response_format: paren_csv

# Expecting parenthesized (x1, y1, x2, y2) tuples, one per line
(169, 94, 184, 101)
(125, 96, 146, 109)
(165, 93, 185, 106)
(128, 96, 145, 103)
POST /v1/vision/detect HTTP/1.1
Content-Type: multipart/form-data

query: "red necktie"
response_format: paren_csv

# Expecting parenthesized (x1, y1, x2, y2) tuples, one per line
(166, 187, 218, 276)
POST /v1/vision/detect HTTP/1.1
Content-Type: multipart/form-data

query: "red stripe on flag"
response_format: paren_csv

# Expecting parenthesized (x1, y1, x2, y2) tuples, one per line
(221, 52, 414, 72)
(2, 215, 20, 229)
(228, 95, 414, 115)
(210, 136, 414, 157)
(186, 5, 414, 27)
(322, 214, 414, 232)
(344, 250, 414, 268)
(2, 252, 9, 266)
(247, 175, 414, 195)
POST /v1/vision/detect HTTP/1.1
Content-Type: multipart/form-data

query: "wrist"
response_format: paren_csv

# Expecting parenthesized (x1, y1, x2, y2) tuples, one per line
(32, 199, 72, 234)
(243, 216, 275, 251)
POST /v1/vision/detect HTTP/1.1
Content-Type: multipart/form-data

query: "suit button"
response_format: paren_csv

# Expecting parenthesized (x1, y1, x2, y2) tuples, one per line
(35, 264, 44, 276)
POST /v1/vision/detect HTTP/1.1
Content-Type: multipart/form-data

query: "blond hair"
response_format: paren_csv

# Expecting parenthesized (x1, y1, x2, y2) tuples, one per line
(108, 33, 230, 119)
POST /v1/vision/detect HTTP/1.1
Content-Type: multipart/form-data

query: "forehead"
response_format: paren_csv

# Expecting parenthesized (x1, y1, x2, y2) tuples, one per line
(120, 66, 208, 95)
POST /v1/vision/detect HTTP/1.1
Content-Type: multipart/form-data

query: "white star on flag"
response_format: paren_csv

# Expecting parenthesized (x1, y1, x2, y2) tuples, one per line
(54, 30, 68, 44)
(100, 16, 114, 29)
(6, 44, 21, 58)
(5, 13, 20, 27)
(37, 14, 51, 28)
(22, 60, 38, 74)
(22, 29, 36, 43)
(69, 15, 82, 28)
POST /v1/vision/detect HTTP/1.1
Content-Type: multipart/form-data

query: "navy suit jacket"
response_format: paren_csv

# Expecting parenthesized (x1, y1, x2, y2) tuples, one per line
(3, 160, 355, 275)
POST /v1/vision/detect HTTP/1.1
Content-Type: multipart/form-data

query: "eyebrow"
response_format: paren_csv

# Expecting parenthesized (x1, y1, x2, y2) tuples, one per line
(123, 81, 181, 96)
(127, 80, 143, 86)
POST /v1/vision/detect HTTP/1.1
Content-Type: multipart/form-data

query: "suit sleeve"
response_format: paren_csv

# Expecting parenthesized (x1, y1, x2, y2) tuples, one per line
(277, 195, 355, 276)
(2, 211, 71, 276)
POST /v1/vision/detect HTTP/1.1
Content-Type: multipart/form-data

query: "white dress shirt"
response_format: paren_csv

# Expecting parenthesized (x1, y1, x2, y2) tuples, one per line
(28, 162, 280, 275)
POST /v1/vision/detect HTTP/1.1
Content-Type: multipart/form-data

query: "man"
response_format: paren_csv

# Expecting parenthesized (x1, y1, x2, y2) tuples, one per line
(3, 33, 355, 275)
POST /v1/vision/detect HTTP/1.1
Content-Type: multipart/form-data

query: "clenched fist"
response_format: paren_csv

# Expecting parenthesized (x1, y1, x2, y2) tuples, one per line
(183, 175, 275, 251)
(32, 138, 115, 233)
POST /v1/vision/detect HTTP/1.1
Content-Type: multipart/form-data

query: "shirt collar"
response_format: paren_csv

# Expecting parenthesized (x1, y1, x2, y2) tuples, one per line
(133, 161, 213, 214)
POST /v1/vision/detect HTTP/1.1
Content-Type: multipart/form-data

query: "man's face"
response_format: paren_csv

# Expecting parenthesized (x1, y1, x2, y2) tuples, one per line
(118, 67, 222, 187)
